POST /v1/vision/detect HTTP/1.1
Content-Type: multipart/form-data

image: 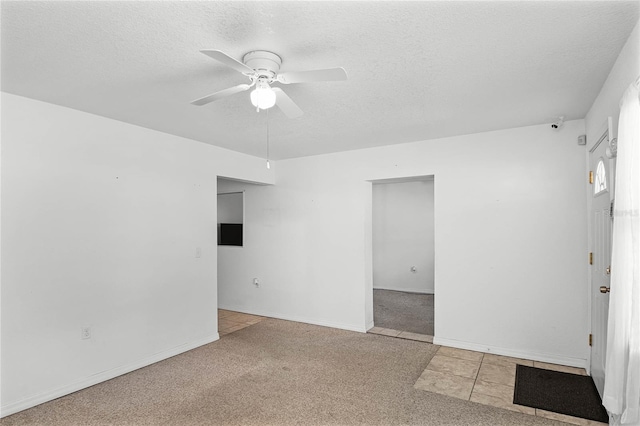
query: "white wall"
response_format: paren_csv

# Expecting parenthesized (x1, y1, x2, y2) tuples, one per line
(372, 179, 434, 293)
(217, 120, 589, 367)
(585, 20, 639, 143)
(0, 93, 273, 416)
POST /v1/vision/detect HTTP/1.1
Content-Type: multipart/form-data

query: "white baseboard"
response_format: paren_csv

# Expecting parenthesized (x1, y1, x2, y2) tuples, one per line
(1, 333, 220, 418)
(219, 306, 367, 333)
(365, 320, 375, 331)
(373, 286, 434, 294)
(433, 336, 587, 369)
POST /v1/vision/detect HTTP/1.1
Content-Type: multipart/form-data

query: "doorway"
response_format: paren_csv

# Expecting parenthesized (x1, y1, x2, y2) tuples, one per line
(370, 176, 435, 338)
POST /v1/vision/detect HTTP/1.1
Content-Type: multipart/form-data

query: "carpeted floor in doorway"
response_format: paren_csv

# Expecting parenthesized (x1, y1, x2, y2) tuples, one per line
(2, 319, 560, 426)
(374, 288, 434, 335)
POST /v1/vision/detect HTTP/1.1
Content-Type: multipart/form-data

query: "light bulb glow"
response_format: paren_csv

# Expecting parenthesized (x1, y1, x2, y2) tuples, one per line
(250, 81, 276, 110)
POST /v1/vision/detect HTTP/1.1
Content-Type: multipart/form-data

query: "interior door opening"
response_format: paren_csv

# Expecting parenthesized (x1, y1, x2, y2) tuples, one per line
(216, 176, 270, 339)
(370, 176, 435, 338)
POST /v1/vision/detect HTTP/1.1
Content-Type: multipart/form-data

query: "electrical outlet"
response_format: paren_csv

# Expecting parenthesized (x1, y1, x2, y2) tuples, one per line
(81, 326, 91, 340)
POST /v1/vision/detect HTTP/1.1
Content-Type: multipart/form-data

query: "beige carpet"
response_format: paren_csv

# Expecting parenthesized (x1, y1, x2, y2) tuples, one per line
(2, 319, 563, 425)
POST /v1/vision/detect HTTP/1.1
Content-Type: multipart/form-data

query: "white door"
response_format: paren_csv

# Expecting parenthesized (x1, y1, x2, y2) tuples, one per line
(589, 131, 613, 396)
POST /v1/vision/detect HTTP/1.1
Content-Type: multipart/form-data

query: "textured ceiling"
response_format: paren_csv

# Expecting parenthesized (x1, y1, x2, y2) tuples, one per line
(2, 1, 639, 160)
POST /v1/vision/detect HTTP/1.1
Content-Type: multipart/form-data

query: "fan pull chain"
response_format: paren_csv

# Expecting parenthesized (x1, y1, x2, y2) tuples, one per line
(266, 109, 271, 169)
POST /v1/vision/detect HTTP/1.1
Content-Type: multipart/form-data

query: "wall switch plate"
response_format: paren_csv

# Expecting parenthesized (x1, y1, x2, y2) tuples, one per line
(253, 278, 259, 287)
(81, 326, 91, 340)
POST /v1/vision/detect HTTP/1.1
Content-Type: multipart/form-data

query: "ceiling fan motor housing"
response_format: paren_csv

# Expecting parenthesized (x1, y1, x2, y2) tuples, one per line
(243, 50, 282, 80)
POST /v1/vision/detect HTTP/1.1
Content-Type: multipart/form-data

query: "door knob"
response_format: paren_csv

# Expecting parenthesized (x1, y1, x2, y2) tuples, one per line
(600, 286, 610, 294)
(606, 266, 611, 275)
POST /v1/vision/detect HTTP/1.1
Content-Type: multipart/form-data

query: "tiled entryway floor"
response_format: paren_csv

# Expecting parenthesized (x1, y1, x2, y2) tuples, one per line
(414, 346, 606, 426)
(218, 309, 266, 336)
(368, 326, 434, 343)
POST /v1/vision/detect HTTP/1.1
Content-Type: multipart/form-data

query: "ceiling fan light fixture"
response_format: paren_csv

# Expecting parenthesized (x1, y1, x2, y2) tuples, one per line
(193, 49, 346, 118)
(250, 80, 276, 110)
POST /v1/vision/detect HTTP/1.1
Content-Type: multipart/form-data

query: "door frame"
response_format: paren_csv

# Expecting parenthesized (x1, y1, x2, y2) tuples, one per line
(365, 174, 436, 334)
(585, 117, 615, 376)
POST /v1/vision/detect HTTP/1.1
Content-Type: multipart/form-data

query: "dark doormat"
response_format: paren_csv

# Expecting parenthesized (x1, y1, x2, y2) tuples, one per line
(513, 364, 608, 423)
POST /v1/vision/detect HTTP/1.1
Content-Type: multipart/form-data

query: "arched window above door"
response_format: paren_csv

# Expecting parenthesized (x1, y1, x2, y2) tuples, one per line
(594, 158, 607, 195)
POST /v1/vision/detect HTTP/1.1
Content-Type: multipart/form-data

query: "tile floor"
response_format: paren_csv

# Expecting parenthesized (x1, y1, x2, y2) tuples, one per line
(218, 309, 266, 336)
(368, 326, 434, 343)
(414, 346, 606, 426)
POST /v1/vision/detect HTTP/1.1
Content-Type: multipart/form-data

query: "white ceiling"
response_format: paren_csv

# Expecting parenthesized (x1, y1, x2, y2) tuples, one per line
(2, 1, 638, 160)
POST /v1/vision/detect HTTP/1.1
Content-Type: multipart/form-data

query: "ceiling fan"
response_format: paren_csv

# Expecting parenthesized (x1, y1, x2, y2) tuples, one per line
(191, 50, 347, 118)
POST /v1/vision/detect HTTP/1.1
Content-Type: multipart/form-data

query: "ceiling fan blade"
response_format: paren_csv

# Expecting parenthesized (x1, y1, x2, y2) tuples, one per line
(277, 67, 347, 84)
(273, 88, 303, 118)
(191, 84, 251, 106)
(200, 50, 255, 75)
